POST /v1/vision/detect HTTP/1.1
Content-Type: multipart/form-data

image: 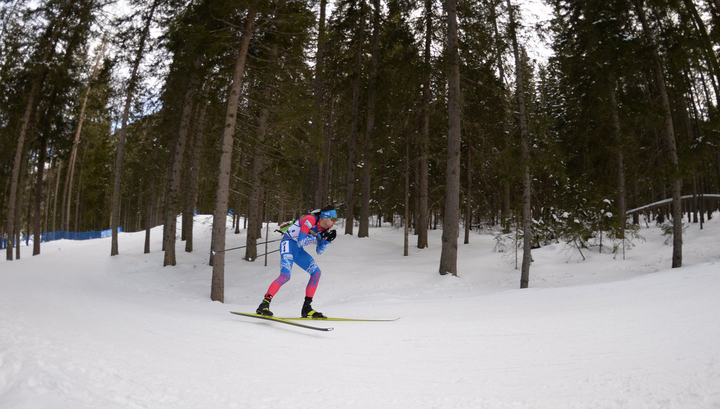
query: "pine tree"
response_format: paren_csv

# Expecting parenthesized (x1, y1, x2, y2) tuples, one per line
(633, 0, 683, 268)
(111, 0, 162, 256)
(358, 0, 380, 238)
(211, 5, 256, 303)
(416, 0, 433, 249)
(5, 0, 101, 260)
(508, 0, 533, 287)
(439, 0, 462, 277)
(344, 0, 366, 236)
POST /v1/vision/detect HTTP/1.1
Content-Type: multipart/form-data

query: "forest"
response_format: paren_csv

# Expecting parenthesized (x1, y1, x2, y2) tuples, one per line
(2, 0, 720, 295)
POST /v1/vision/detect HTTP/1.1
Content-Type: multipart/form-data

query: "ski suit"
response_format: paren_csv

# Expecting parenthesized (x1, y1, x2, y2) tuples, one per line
(264, 214, 332, 299)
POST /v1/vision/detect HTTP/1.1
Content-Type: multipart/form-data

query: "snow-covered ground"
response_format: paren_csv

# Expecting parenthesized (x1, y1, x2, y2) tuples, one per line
(1, 213, 719, 409)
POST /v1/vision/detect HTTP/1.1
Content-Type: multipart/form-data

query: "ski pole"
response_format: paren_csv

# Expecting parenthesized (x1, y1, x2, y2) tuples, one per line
(260, 248, 280, 257)
(246, 248, 280, 260)
(212, 238, 282, 255)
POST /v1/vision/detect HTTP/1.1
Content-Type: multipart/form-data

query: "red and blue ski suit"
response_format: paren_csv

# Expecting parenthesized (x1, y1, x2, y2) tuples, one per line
(264, 214, 332, 299)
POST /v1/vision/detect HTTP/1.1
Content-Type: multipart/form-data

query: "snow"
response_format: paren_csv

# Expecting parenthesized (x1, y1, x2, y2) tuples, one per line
(2, 213, 720, 409)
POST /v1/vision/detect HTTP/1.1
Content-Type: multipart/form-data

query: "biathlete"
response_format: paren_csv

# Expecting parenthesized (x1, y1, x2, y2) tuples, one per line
(256, 205, 338, 318)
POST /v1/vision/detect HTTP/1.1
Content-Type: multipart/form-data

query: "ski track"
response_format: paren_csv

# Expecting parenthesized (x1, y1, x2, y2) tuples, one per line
(1, 215, 720, 408)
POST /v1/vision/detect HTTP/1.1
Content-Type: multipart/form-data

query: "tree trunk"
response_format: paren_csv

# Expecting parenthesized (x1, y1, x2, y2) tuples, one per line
(439, 0, 462, 277)
(144, 196, 154, 254)
(417, 0, 432, 249)
(507, 0, 533, 288)
(322, 97, 334, 203)
(74, 172, 82, 231)
(634, 0, 683, 268)
(404, 127, 410, 257)
(234, 148, 245, 235)
(64, 38, 106, 234)
(185, 85, 209, 253)
(6, 80, 39, 261)
(317, 95, 334, 205)
(491, 0, 512, 233)
(313, 0, 328, 209)
(33, 137, 48, 255)
(43, 152, 56, 234)
(359, 0, 380, 238)
(51, 160, 62, 234)
(246, 43, 278, 262)
(15, 150, 30, 259)
(163, 60, 200, 266)
(345, 0, 365, 236)
(211, 8, 255, 302)
(144, 132, 162, 254)
(608, 84, 626, 238)
(111, 0, 159, 256)
(717, 149, 720, 194)
(464, 145, 471, 245)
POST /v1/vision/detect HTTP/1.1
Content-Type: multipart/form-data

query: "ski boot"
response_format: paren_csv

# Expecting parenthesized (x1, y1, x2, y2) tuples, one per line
(256, 295, 274, 316)
(301, 297, 325, 319)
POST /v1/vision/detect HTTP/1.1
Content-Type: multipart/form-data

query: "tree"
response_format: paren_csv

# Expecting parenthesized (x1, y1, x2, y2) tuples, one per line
(63, 36, 107, 237)
(417, 0, 432, 249)
(344, 0, 365, 236)
(183, 84, 209, 253)
(6, 1, 65, 260)
(5, 0, 99, 260)
(163, 57, 202, 266)
(211, 6, 256, 303)
(111, 0, 161, 256)
(633, 0, 683, 268)
(313, 0, 329, 208)
(439, 0, 462, 277)
(245, 43, 278, 262)
(506, 0, 532, 288)
(358, 0, 380, 238)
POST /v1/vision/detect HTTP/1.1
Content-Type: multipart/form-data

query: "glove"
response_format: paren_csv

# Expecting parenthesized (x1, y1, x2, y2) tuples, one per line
(316, 239, 330, 255)
(319, 229, 337, 242)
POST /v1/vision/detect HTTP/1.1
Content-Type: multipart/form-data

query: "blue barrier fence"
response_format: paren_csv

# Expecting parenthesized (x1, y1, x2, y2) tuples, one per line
(0, 227, 122, 250)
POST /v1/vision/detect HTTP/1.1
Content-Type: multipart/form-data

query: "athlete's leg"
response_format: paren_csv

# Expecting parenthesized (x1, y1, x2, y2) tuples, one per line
(264, 239, 297, 298)
(293, 248, 322, 298)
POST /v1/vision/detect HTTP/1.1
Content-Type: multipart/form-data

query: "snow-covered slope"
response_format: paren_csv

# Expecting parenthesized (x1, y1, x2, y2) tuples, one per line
(1, 214, 719, 408)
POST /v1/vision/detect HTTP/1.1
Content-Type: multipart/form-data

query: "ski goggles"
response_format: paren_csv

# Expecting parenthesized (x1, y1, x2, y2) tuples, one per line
(320, 209, 338, 220)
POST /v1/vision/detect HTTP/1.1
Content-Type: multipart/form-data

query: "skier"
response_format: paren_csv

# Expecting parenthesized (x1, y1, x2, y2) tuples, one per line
(256, 205, 338, 318)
